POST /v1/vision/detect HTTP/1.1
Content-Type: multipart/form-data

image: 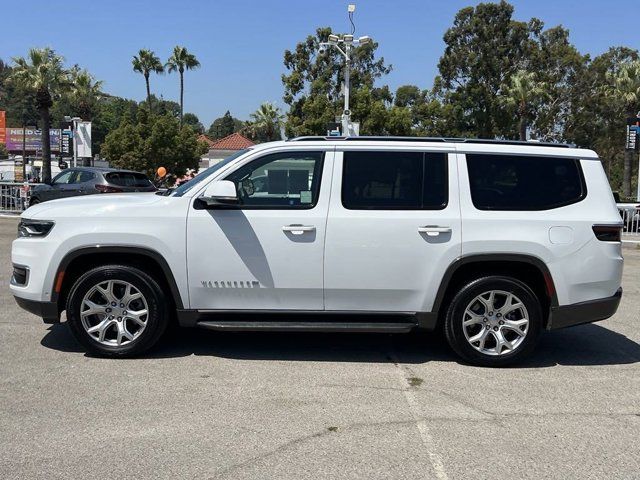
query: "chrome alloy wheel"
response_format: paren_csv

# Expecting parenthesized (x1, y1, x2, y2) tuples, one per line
(80, 280, 149, 346)
(462, 290, 529, 356)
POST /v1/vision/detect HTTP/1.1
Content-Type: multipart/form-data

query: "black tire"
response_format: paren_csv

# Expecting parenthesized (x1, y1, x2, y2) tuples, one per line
(444, 276, 542, 367)
(66, 265, 169, 357)
(28, 198, 40, 207)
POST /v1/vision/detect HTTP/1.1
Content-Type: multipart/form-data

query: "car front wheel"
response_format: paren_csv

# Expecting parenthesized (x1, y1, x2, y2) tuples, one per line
(66, 265, 168, 357)
(444, 276, 543, 367)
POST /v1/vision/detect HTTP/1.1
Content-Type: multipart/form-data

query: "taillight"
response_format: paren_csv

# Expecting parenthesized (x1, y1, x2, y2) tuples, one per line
(592, 225, 622, 242)
(95, 184, 123, 193)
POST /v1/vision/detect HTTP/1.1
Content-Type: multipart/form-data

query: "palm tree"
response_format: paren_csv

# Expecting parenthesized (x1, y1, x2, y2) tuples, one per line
(502, 70, 547, 141)
(249, 102, 285, 141)
(165, 46, 200, 126)
(132, 49, 163, 111)
(608, 61, 640, 197)
(69, 67, 104, 120)
(9, 48, 68, 183)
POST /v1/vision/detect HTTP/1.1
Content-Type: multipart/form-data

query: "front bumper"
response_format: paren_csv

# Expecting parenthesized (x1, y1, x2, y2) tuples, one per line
(14, 296, 59, 324)
(548, 288, 622, 330)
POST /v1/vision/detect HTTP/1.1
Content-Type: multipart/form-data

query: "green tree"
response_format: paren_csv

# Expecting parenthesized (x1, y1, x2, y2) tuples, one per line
(145, 94, 180, 117)
(207, 111, 243, 139)
(607, 60, 640, 196)
(182, 112, 204, 133)
(8, 48, 68, 183)
(91, 96, 139, 154)
(394, 85, 422, 108)
(166, 46, 200, 126)
(102, 110, 207, 179)
(249, 102, 284, 141)
(565, 47, 639, 190)
(282, 27, 392, 136)
(501, 70, 547, 141)
(436, 1, 538, 138)
(68, 67, 104, 120)
(0, 58, 39, 128)
(526, 26, 586, 141)
(131, 49, 164, 111)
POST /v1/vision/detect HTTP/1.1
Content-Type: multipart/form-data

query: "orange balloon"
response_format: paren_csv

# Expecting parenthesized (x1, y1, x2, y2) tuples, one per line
(157, 167, 167, 178)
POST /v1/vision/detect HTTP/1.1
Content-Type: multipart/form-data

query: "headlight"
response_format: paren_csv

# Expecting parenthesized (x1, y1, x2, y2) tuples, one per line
(18, 219, 55, 238)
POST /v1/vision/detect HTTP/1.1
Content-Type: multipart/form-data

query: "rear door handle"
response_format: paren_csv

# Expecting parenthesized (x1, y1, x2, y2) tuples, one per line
(418, 225, 452, 236)
(282, 224, 316, 235)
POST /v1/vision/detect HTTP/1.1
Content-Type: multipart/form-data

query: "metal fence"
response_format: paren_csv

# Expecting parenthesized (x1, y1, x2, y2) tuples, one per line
(0, 183, 40, 213)
(620, 207, 640, 237)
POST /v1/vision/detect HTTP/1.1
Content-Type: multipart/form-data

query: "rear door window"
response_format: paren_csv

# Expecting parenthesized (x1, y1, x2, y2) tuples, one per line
(342, 151, 448, 210)
(105, 172, 153, 187)
(76, 171, 95, 183)
(466, 154, 586, 211)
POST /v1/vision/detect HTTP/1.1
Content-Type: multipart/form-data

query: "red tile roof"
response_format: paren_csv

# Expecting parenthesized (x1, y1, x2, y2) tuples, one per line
(209, 132, 255, 150)
(197, 134, 216, 147)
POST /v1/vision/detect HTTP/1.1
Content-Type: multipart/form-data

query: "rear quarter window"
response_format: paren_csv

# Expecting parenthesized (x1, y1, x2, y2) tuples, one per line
(466, 154, 586, 211)
(105, 172, 153, 187)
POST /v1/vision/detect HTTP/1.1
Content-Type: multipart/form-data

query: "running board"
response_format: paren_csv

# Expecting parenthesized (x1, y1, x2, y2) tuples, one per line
(195, 321, 417, 333)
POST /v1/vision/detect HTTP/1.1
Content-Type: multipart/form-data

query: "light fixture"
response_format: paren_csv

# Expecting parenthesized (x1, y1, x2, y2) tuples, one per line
(343, 34, 354, 43)
(358, 35, 371, 45)
(328, 34, 339, 43)
(348, 4, 356, 13)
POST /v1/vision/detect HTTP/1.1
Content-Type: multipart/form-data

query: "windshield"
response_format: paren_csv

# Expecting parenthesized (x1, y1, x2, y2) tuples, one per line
(171, 149, 250, 197)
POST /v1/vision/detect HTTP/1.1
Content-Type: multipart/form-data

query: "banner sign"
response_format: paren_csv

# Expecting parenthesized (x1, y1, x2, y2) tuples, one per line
(626, 117, 640, 151)
(5, 128, 62, 152)
(75, 121, 91, 158)
(61, 129, 72, 154)
(0, 111, 5, 146)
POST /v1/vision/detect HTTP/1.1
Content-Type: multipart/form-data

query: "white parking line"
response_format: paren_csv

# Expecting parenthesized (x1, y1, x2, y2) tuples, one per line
(389, 351, 449, 480)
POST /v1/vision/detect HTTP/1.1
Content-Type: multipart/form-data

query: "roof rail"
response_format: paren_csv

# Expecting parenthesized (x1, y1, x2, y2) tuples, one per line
(287, 136, 571, 148)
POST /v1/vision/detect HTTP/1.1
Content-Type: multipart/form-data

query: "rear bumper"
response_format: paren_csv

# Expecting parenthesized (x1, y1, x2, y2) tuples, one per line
(548, 288, 622, 330)
(14, 296, 59, 324)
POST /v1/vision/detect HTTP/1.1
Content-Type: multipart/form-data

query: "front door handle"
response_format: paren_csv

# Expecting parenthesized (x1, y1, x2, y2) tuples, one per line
(282, 224, 316, 235)
(418, 225, 452, 236)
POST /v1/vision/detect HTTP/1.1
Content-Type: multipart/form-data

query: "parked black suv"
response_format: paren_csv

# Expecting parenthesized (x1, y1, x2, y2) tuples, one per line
(29, 167, 156, 206)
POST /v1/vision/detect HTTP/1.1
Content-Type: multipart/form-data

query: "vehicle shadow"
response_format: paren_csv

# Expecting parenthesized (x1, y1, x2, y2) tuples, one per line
(40, 321, 640, 368)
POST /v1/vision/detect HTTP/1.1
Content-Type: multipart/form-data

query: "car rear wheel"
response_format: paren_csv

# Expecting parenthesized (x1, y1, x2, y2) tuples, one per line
(444, 276, 542, 367)
(66, 265, 168, 357)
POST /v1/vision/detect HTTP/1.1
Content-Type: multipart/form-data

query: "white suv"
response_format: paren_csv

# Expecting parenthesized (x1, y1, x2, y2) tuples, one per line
(10, 137, 624, 366)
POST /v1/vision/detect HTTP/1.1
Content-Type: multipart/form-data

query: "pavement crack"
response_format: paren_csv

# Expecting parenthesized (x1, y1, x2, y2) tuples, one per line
(208, 418, 431, 479)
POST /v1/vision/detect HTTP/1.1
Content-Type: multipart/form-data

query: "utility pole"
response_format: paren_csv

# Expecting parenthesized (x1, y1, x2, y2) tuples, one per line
(318, 4, 372, 136)
(64, 116, 82, 167)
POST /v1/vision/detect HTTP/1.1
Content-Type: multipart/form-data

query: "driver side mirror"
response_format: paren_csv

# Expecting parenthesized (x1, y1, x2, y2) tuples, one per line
(196, 180, 239, 209)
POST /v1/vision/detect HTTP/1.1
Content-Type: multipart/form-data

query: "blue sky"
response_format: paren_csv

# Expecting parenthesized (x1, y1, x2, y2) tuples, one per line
(1, 0, 636, 127)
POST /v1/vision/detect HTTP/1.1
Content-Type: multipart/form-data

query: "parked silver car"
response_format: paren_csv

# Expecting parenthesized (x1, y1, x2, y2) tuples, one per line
(29, 167, 156, 206)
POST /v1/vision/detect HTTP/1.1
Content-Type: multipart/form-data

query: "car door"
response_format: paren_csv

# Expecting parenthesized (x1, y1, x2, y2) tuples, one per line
(186, 148, 334, 310)
(74, 170, 96, 196)
(44, 169, 76, 201)
(324, 148, 462, 313)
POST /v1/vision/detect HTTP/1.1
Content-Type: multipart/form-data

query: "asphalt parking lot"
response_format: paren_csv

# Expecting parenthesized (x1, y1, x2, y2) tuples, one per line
(0, 216, 639, 480)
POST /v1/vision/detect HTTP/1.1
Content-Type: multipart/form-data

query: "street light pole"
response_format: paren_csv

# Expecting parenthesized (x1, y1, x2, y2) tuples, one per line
(342, 42, 351, 135)
(319, 33, 371, 136)
(318, 4, 371, 137)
